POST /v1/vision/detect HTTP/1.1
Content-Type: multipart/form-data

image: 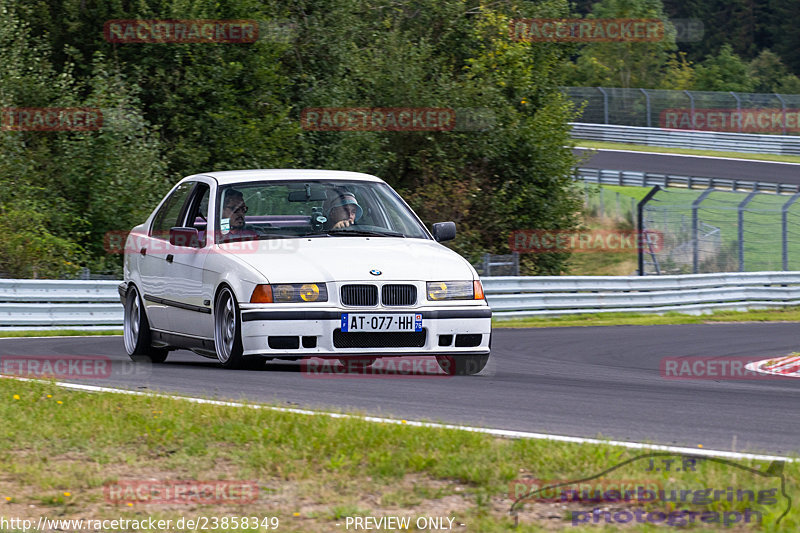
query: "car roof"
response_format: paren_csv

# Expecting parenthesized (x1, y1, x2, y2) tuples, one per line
(184, 169, 385, 186)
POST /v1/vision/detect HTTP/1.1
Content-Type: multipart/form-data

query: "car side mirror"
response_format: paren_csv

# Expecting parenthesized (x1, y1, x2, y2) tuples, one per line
(432, 222, 456, 242)
(169, 227, 201, 248)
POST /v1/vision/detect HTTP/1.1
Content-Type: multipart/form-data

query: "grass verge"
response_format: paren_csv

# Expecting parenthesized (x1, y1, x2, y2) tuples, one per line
(0, 378, 797, 532)
(493, 306, 800, 328)
(575, 140, 800, 163)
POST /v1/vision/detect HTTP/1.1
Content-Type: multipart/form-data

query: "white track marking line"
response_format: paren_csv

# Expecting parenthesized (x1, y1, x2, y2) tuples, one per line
(573, 146, 800, 165)
(2, 375, 794, 463)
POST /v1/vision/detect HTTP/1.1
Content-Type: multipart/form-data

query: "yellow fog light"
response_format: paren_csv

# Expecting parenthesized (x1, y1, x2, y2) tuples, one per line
(427, 282, 448, 300)
(273, 285, 294, 302)
(267, 282, 328, 303)
(300, 283, 320, 302)
(426, 281, 473, 301)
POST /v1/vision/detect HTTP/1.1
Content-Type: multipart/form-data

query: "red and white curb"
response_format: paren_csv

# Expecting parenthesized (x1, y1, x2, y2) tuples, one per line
(746, 354, 800, 377)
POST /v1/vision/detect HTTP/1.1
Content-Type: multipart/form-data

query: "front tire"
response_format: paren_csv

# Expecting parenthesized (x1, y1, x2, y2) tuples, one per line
(123, 286, 168, 363)
(435, 354, 489, 376)
(214, 286, 245, 369)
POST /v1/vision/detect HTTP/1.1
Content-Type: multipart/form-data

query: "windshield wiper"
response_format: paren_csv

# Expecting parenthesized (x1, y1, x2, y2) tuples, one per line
(326, 229, 405, 237)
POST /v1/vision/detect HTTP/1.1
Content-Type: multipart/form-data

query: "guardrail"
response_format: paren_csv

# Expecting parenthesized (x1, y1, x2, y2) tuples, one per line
(570, 122, 800, 156)
(483, 272, 800, 318)
(576, 167, 800, 194)
(3, 274, 800, 329)
(0, 279, 123, 330)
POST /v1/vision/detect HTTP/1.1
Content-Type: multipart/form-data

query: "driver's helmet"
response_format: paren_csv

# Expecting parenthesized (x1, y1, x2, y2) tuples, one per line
(324, 189, 363, 222)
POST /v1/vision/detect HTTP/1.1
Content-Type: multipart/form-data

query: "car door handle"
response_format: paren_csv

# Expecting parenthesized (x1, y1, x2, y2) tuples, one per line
(166, 254, 174, 263)
(140, 247, 147, 256)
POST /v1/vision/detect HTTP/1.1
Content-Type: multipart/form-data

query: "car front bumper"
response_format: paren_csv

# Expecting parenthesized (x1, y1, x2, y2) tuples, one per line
(239, 306, 491, 357)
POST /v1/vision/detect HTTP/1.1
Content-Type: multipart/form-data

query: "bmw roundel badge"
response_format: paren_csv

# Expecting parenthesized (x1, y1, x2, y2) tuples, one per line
(370, 269, 382, 276)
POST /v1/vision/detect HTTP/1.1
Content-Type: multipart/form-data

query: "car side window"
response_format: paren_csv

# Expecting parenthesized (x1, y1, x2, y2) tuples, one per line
(184, 183, 210, 246)
(150, 182, 193, 240)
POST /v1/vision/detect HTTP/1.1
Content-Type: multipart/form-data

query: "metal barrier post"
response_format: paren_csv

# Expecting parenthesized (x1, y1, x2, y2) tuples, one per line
(640, 88, 651, 127)
(738, 192, 757, 271)
(730, 91, 741, 133)
(692, 189, 714, 274)
(637, 186, 661, 276)
(776, 93, 788, 136)
(782, 193, 800, 270)
(597, 87, 609, 124)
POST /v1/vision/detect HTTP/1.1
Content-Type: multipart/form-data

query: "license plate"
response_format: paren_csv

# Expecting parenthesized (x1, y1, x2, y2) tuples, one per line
(340, 313, 422, 332)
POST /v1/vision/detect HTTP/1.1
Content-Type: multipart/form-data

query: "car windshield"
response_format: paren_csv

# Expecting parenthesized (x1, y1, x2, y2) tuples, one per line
(215, 180, 430, 243)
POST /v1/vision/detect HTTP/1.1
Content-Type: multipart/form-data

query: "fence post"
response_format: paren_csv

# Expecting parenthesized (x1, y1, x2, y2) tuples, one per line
(482, 253, 490, 276)
(737, 192, 757, 272)
(637, 186, 661, 276)
(597, 87, 609, 124)
(782, 193, 800, 270)
(599, 186, 605, 217)
(730, 91, 741, 133)
(692, 189, 713, 274)
(776, 93, 788, 136)
(684, 90, 695, 128)
(640, 88, 651, 127)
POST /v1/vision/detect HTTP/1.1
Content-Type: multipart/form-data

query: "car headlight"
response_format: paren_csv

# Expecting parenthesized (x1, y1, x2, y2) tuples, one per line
(426, 280, 484, 301)
(250, 283, 328, 303)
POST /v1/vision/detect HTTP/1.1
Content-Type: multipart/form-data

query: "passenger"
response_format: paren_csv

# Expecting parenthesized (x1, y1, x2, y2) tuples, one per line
(324, 189, 363, 229)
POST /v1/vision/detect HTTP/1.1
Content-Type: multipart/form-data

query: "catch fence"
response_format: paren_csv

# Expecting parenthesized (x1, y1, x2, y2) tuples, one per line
(639, 186, 800, 275)
(564, 87, 800, 135)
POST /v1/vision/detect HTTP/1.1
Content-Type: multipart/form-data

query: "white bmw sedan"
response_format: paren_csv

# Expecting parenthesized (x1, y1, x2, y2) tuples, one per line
(120, 170, 491, 375)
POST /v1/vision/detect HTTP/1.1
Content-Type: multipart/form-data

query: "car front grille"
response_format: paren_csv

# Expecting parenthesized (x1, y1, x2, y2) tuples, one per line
(381, 284, 417, 306)
(333, 329, 427, 348)
(341, 284, 378, 306)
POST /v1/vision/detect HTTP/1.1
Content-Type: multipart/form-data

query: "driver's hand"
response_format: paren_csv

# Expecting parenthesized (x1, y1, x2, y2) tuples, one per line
(332, 219, 352, 229)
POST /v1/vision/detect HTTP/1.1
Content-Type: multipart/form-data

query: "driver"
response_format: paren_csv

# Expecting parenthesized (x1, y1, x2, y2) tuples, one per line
(324, 190, 363, 229)
(220, 188, 268, 240)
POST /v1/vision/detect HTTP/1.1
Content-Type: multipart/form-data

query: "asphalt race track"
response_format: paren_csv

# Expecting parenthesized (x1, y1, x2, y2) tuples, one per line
(2, 323, 799, 456)
(574, 148, 800, 185)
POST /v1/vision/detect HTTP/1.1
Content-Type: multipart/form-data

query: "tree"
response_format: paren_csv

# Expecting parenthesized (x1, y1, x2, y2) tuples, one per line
(564, 0, 678, 88)
(747, 49, 800, 94)
(692, 44, 754, 92)
(283, 0, 583, 273)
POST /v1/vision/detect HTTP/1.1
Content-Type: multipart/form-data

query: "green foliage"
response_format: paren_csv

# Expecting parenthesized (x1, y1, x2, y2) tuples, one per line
(285, 0, 581, 273)
(561, 0, 677, 88)
(0, 0, 584, 277)
(692, 44, 754, 92)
